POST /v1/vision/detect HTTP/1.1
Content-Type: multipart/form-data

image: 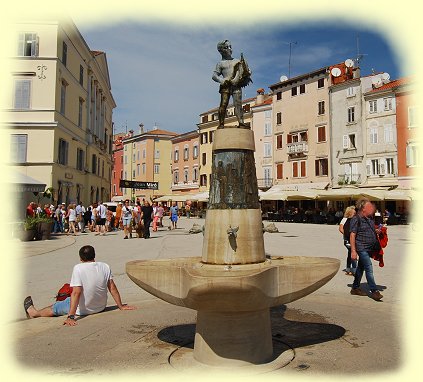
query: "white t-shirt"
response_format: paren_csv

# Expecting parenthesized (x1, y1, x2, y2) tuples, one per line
(96, 204, 107, 218)
(70, 261, 112, 315)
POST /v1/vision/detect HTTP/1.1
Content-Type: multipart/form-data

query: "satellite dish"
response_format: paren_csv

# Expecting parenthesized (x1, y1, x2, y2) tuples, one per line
(331, 67, 342, 77)
(279, 75, 288, 82)
(345, 59, 354, 68)
(372, 77, 383, 88)
(381, 72, 390, 83)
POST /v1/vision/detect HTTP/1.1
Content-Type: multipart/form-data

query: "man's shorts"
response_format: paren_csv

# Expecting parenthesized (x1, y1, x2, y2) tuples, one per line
(97, 218, 106, 226)
(52, 297, 71, 316)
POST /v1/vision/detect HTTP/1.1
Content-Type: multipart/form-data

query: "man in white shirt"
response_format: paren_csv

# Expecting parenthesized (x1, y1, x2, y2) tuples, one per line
(95, 201, 107, 236)
(24, 245, 136, 326)
(75, 202, 86, 233)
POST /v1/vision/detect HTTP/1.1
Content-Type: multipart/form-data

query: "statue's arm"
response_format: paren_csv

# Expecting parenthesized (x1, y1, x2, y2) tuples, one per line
(212, 63, 224, 84)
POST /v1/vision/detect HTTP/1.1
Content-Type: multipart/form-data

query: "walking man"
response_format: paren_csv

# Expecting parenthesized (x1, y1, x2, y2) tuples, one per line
(95, 201, 107, 236)
(350, 198, 383, 301)
(141, 200, 153, 239)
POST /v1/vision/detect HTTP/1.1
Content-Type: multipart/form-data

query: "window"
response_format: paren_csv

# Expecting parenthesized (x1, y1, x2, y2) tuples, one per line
(371, 159, 380, 175)
(193, 145, 199, 158)
(200, 174, 207, 187)
(276, 163, 283, 179)
(315, 158, 328, 176)
(60, 80, 67, 114)
(193, 167, 199, 182)
(202, 153, 207, 165)
(276, 112, 282, 125)
(120, 170, 123, 179)
(174, 149, 179, 161)
(124, 155, 127, 164)
(132, 169, 135, 179)
(243, 104, 250, 112)
(317, 78, 324, 88)
(347, 87, 355, 97)
(265, 110, 271, 119)
(76, 148, 84, 171)
(132, 152, 136, 162)
(137, 164, 140, 176)
(14, 79, 31, 109)
(343, 134, 356, 149)
(174, 171, 179, 184)
(154, 149, 160, 159)
(17, 33, 39, 57)
(62, 41, 67, 66)
(386, 158, 395, 175)
(79, 65, 84, 86)
(264, 167, 272, 182)
(299, 84, 306, 94)
(209, 131, 214, 143)
(78, 98, 84, 127)
(276, 134, 283, 149)
(300, 131, 308, 141)
(137, 150, 140, 160)
(384, 124, 394, 143)
(408, 106, 418, 128)
(10, 134, 27, 163)
(212, 113, 218, 121)
(293, 161, 306, 178)
(58, 138, 69, 165)
(291, 87, 297, 96)
(92, 154, 97, 173)
(318, 101, 325, 115)
(317, 126, 326, 142)
(184, 147, 189, 160)
(369, 100, 377, 113)
(142, 163, 146, 174)
(347, 107, 355, 123)
(264, 122, 272, 136)
(154, 164, 160, 174)
(406, 143, 420, 167)
(370, 128, 378, 144)
(202, 115, 208, 123)
(142, 149, 146, 158)
(384, 97, 393, 111)
(264, 142, 272, 157)
(184, 169, 189, 183)
(276, 92, 282, 100)
(201, 133, 208, 144)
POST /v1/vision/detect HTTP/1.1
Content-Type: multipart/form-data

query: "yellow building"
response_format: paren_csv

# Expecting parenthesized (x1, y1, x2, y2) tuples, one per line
(122, 127, 177, 201)
(197, 97, 256, 192)
(4, 18, 116, 205)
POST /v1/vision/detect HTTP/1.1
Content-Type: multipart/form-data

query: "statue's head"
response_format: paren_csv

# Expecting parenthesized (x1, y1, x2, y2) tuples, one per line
(217, 40, 231, 53)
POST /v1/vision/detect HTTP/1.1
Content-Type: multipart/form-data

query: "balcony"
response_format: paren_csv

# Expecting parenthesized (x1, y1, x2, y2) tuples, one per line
(337, 174, 361, 186)
(257, 178, 273, 190)
(287, 142, 308, 155)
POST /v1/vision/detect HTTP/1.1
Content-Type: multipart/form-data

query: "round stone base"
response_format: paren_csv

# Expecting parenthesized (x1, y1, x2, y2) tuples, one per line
(168, 340, 295, 374)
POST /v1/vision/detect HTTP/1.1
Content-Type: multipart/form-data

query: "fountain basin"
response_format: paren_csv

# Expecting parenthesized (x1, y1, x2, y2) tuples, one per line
(126, 256, 340, 312)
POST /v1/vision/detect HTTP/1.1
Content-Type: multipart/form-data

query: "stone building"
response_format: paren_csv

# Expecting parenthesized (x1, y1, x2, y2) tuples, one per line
(5, 18, 115, 205)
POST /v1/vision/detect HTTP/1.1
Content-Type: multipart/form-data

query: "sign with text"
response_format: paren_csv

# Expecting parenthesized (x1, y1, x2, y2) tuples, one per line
(119, 180, 159, 190)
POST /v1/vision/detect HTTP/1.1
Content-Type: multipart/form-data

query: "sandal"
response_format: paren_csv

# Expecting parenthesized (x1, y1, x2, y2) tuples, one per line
(24, 296, 33, 319)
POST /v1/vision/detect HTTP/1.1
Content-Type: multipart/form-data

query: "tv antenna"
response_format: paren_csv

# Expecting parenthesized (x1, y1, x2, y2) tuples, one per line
(281, 41, 298, 78)
(355, 35, 368, 66)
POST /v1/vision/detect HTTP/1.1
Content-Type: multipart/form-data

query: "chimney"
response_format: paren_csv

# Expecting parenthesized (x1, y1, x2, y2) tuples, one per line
(256, 88, 265, 104)
(139, 123, 144, 134)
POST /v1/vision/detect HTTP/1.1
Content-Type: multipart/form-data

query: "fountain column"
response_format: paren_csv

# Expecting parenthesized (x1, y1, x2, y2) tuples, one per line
(202, 128, 265, 265)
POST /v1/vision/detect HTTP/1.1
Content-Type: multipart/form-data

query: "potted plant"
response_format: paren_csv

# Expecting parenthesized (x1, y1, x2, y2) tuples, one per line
(35, 213, 54, 240)
(18, 216, 38, 241)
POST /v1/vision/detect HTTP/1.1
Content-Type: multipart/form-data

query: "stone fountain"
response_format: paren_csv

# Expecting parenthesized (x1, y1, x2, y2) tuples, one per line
(126, 40, 340, 368)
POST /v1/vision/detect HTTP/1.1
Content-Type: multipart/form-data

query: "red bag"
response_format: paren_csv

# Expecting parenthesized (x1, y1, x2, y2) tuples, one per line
(55, 283, 73, 301)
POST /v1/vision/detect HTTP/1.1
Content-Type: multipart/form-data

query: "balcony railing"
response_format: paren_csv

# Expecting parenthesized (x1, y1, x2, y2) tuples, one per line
(287, 142, 308, 155)
(338, 174, 361, 186)
(257, 178, 273, 190)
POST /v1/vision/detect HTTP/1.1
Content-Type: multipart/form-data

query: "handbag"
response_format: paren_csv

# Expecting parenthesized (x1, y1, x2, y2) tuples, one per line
(55, 283, 73, 301)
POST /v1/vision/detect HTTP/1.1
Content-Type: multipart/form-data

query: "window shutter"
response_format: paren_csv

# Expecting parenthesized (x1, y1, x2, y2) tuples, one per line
(17, 33, 24, 56)
(293, 162, 298, 178)
(287, 134, 292, 144)
(301, 161, 306, 177)
(366, 160, 371, 176)
(315, 160, 319, 176)
(343, 135, 349, 149)
(277, 164, 283, 179)
(277, 135, 283, 149)
(406, 145, 411, 167)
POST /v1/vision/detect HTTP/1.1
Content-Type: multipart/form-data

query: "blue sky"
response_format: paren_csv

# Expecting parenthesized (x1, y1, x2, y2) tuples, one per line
(78, 21, 403, 135)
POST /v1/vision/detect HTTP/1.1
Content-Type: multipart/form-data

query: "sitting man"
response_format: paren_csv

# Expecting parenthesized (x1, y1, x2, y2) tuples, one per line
(24, 245, 135, 326)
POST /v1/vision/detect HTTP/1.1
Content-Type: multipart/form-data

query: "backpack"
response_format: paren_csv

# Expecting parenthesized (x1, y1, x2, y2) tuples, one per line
(55, 283, 73, 301)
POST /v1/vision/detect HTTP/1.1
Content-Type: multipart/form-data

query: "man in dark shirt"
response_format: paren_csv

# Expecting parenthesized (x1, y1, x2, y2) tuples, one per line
(141, 200, 154, 239)
(350, 198, 383, 301)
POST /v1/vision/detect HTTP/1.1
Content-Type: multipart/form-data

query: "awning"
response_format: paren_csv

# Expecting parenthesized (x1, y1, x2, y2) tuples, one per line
(154, 194, 193, 202)
(260, 189, 319, 201)
(316, 187, 384, 201)
(8, 172, 46, 193)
